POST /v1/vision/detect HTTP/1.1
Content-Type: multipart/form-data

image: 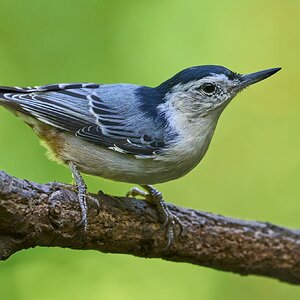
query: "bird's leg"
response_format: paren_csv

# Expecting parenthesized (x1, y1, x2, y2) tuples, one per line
(69, 161, 88, 231)
(127, 185, 183, 249)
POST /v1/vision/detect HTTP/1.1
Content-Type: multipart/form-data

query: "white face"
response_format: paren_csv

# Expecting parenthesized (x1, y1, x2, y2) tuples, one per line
(163, 73, 241, 117)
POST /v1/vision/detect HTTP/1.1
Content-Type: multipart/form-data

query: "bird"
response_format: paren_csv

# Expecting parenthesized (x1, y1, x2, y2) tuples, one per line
(0, 65, 281, 247)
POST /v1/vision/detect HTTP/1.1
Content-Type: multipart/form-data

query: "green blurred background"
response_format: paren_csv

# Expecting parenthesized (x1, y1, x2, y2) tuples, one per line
(0, 0, 299, 299)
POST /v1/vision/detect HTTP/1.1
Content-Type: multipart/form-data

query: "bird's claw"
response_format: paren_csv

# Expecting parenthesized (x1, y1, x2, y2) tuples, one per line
(127, 185, 183, 249)
(160, 207, 183, 236)
(87, 195, 101, 216)
(73, 193, 100, 230)
(50, 180, 100, 230)
(155, 197, 183, 249)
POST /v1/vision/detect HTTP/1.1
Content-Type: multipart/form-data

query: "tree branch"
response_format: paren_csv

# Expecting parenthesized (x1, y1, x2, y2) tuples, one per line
(0, 170, 299, 285)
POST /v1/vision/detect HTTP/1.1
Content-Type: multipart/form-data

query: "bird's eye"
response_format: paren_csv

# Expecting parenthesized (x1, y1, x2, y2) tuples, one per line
(200, 83, 216, 95)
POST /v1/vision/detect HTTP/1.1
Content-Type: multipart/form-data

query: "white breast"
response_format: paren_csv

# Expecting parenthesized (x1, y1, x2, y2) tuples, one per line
(154, 108, 220, 182)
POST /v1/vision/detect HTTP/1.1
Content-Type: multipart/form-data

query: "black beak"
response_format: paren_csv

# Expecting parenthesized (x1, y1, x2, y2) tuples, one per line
(237, 67, 281, 90)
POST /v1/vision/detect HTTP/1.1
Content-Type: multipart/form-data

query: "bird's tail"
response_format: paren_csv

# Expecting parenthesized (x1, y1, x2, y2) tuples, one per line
(0, 93, 11, 108)
(0, 92, 22, 112)
(0, 92, 9, 104)
(0, 88, 42, 128)
(0, 85, 38, 112)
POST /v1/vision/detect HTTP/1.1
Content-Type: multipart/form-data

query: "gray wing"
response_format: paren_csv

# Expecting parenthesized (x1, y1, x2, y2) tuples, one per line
(0, 83, 166, 157)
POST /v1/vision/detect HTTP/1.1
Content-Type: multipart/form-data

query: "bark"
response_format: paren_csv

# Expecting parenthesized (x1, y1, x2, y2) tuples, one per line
(0, 170, 299, 285)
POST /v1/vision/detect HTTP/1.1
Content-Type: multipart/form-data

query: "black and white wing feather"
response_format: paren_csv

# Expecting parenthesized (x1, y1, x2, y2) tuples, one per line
(0, 83, 166, 157)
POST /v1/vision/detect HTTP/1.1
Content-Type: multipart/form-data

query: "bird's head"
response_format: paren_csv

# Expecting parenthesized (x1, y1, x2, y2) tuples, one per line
(156, 65, 281, 117)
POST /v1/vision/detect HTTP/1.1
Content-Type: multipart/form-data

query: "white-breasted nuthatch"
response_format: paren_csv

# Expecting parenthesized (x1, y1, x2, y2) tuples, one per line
(0, 65, 281, 247)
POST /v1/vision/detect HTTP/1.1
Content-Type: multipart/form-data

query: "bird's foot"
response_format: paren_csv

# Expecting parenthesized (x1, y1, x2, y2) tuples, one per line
(50, 176, 87, 230)
(127, 185, 183, 249)
(50, 181, 99, 215)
